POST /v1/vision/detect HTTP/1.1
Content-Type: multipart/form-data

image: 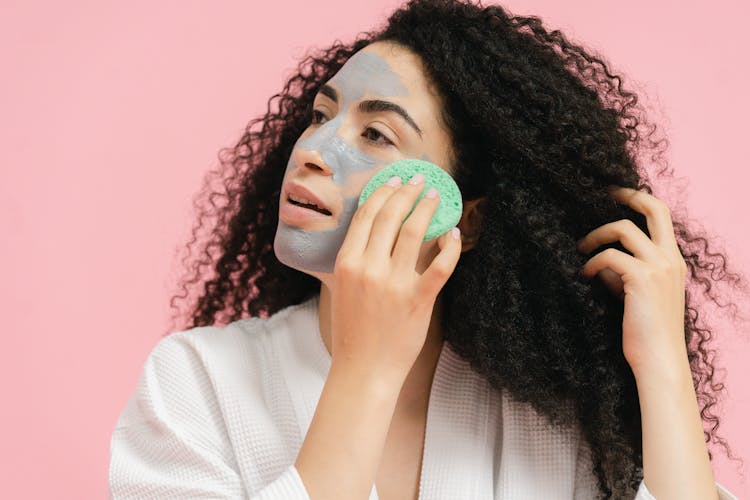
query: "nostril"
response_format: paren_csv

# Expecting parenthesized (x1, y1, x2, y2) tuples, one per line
(304, 162, 324, 171)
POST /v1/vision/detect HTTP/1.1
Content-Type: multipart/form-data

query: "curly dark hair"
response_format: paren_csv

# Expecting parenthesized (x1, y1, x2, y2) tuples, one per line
(165, 0, 747, 497)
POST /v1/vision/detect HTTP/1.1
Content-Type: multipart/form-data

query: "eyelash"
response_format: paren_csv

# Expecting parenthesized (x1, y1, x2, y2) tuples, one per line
(311, 109, 395, 147)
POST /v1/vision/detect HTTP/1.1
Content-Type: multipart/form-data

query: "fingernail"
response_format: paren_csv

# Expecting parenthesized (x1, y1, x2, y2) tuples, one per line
(408, 173, 424, 185)
(451, 227, 460, 240)
(387, 175, 402, 187)
(425, 187, 438, 199)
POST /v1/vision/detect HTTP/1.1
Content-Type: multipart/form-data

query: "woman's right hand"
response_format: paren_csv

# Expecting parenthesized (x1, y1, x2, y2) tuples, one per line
(330, 172, 463, 381)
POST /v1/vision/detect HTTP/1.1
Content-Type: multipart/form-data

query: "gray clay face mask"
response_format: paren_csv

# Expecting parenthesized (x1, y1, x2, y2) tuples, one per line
(274, 49, 414, 274)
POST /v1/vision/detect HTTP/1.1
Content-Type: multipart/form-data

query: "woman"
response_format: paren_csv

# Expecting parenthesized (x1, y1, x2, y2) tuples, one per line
(109, 0, 744, 498)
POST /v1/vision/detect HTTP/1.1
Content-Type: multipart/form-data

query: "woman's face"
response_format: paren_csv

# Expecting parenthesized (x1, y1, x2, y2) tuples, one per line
(274, 40, 455, 281)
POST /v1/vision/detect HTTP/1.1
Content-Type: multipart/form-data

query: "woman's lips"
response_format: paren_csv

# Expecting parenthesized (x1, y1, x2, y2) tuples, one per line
(280, 197, 333, 225)
(284, 181, 333, 214)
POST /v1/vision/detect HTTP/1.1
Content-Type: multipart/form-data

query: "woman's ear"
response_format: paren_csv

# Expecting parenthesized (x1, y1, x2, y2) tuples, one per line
(456, 196, 486, 253)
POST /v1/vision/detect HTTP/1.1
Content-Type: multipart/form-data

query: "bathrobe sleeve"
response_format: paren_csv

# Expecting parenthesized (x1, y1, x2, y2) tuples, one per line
(108, 333, 311, 500)
(636, 478, 738, 500)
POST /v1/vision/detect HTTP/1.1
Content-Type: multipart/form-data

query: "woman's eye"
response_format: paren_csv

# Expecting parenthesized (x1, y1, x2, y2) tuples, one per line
(311, 109, 327, 125)
(311, 109, 393, 148)
(363, 127, 394, 147)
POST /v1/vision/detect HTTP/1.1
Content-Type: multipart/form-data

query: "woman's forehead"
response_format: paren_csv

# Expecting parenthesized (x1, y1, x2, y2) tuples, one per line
(326, 49, 410, 104)
(326, 42, 431, 103)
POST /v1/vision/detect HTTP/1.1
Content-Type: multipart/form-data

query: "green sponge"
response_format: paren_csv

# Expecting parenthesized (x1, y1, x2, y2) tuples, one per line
(358, 159, 463, 242)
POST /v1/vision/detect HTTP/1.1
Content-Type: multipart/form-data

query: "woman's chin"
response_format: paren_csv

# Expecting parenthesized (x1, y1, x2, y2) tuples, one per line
(272, 230, 339, 276)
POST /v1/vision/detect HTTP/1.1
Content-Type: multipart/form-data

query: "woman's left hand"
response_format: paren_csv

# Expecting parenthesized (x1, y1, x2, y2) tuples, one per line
(576, 185, 689, 379)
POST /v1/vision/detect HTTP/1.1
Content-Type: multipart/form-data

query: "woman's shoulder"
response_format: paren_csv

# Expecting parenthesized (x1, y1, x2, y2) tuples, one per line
(116, 297, 320, 427)
(110, 298, 323, 498)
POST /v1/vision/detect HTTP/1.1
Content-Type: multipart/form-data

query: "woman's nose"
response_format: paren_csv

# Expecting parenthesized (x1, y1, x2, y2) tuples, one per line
(293, 146, 332, 176)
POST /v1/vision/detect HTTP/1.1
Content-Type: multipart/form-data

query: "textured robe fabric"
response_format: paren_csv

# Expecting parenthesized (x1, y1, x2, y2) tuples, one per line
(109, 293, 737, 499)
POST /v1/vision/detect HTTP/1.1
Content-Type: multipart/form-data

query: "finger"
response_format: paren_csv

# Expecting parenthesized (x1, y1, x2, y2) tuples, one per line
(607, 186, 679, 251)
(337, 175, 402, 261)
(577, 219, 661, 263)
(580, 247, 640, 281)
(599, 268, 625, 300)
(364, 174, 428, 262)
(416, 227, 462, 298)
(391, 187, 441, 272)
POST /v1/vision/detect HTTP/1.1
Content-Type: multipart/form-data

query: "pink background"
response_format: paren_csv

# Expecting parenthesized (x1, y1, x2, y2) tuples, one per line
(2, 1, 748, 498)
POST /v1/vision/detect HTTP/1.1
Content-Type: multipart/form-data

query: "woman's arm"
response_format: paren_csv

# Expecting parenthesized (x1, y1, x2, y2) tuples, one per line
(635, 358, 721, 500)
(294, 361, 405, 500)
(293, 172, 460, 499)
(577, 186, 736, 500)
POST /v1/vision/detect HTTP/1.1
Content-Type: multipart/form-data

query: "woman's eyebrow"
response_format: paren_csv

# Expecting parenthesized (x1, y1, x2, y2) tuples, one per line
(319, 84, 339, 103)
(317, 83, 423, 140)
(359, 100, 423, 140)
